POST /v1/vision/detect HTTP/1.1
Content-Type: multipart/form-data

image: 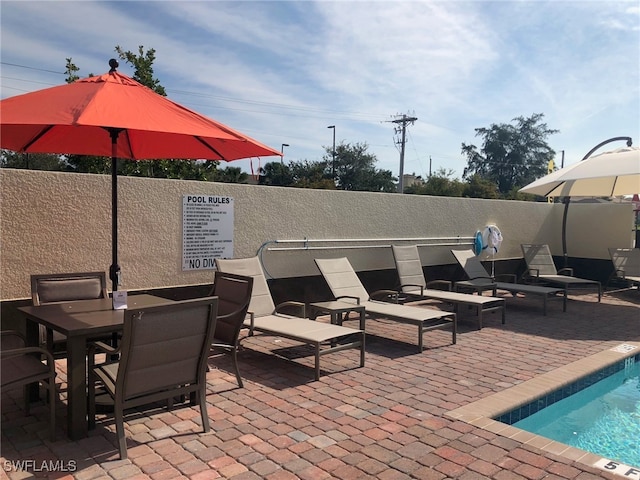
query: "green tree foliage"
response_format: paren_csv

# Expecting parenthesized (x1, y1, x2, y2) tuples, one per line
(461, 113, 558, 195)
(0, 150, 67, 170)
(61, 46, 235, 182)
(405, 168, 466, 197)
(462, 174, 500, 199)
(329, 142, 396, 192)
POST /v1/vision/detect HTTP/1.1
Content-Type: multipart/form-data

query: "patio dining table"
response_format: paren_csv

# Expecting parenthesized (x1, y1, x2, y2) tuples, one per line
(19, 294, 173, 440)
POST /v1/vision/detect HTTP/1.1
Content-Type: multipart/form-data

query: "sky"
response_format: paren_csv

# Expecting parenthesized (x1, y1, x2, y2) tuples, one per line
(1, 0, 639, 181)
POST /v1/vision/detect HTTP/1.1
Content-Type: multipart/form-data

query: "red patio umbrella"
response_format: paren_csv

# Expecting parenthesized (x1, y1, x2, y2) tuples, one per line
(0, 59, 281, 289)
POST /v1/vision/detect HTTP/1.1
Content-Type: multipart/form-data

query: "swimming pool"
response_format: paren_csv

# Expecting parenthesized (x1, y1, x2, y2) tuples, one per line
(446, 343, 640, 479)
(509, 355, 639, 468)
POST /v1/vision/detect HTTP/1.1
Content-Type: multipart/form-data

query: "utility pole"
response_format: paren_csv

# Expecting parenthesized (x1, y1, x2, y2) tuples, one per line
(389, 113, 417, 193)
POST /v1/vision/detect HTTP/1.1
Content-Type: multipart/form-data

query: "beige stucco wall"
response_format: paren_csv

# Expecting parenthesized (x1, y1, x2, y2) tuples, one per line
(0, 169, 633, 300)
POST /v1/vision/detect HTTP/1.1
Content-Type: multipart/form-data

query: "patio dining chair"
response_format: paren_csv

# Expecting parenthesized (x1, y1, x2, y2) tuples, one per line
(209, 271, 254, 387)
(88, 297, 219, 460)
(1, 330, 57, 441)
(31, 271, 110, 355)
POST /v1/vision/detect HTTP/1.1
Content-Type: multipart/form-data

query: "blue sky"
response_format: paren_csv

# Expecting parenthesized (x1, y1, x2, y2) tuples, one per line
(1, 1, 638, 180)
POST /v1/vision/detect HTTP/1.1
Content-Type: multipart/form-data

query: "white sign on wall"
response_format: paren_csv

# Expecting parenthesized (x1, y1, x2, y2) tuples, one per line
(182, 195, 234, 271)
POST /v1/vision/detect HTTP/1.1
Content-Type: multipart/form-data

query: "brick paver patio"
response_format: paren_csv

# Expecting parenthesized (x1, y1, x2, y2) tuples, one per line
(2, 288, 638, 479)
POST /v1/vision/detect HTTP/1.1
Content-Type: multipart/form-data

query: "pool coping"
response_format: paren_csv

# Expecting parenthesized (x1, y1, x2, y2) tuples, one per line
(445, 342, 640, 478)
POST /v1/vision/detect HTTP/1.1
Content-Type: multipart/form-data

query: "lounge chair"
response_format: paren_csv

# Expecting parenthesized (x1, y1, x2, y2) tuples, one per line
(391, 244, 505, 329)
(314, 257, 456, 351)
(215, 256, 365, 380)
(521, 244, 602, 301)
(451, 249, 567, 315)
(608, 247, 640, 289)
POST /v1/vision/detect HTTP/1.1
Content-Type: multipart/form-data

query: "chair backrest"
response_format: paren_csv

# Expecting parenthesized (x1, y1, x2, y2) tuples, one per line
(391, 245, 427, 293)
(215, 257, 275, 317)
(609, 248, 640, 276)
(314, 257, 370, 302)
(451, 249, 492, 280)
(31, 272, 108, 306)
(210, 272, 253, 344)
(521, 244, 558, 275)
(116, 297, 218, 402)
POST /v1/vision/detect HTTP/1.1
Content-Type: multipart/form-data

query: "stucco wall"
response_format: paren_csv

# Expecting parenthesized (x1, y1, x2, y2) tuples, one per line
(0, 169, 633, 300)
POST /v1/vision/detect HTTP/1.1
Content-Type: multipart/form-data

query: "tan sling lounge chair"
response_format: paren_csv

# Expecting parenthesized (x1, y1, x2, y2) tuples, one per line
(451, 249, 567, 315)
(315, 257, 456, 351)
(608, 248, 640, 289)
(215, 256, 365, 380)
(521, 244, 602, 301)
(391, 245, 505, 329)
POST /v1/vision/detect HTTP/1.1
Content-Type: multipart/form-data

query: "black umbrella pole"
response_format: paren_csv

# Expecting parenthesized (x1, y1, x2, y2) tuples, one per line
(110, 155, 121, 291)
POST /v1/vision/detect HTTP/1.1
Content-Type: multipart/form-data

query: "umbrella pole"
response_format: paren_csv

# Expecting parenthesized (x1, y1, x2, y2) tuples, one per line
(109, 129, 121, 291)
(561, 197, 570, 268)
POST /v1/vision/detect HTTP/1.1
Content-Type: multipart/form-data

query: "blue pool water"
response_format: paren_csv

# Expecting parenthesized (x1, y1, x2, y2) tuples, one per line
(512, 356, 640, 468)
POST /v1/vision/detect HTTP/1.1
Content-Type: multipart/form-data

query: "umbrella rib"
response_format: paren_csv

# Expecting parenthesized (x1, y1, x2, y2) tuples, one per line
(195, 136, 227, 160)
(23, 125, 55, 151)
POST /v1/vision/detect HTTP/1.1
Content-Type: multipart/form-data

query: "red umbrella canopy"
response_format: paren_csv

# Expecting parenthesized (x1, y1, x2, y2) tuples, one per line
(0, 68, 281, 161)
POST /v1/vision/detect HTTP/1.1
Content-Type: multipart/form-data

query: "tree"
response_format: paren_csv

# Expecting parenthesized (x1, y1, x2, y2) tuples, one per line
(0, 150, 67, 171)
(329, 142, 396, 192)
(63, 46, 222, 181)
(462, 174, 500, 199)
(461, 113, 558, 195)
(406, 168, 465, 197)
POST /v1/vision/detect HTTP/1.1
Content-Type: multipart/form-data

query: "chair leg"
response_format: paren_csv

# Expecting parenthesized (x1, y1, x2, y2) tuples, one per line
(47, 374, 56, 442)
(199, 390, 210, 433)
(115, 405, 127, 460)
(231, 347, 243, 388)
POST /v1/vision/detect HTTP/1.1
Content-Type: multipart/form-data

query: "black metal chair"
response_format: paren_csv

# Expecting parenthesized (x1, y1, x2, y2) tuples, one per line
(1, 330, 57, 441)
(31, 272, 109, 355)
(88, 297, 218, 459)
(209, 272, 253, 387)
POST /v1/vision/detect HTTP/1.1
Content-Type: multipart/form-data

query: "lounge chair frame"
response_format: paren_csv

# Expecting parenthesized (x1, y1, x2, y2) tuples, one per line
(315, 257, 456, 351)
(521, 244, 602, 301)
(607, 247, 640, 290)
(391, 244, 505, 329)
(215, 257, 365, 380)
(451, 249, 567, 315)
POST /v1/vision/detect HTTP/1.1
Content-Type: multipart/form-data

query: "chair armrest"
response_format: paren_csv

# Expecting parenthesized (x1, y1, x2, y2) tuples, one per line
(336, 295, 361, 305)
(426, 280, 452, 291)
(1, 346, 54, 365)
(495, 273, 517, 283)
(370, 289, 400, 303)
(89, 340, 121, 356)
(557, 267, 574, 276)
(274, 301, 306, 318)
(1, 330, 26, 350)
(398, 283, 426, 294)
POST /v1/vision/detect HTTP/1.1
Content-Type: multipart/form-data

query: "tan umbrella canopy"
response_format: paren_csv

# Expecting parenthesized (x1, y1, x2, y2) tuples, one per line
(0, 60, 282, 288)
(520, 142, 638, 265)
(519, 146, 640, 197)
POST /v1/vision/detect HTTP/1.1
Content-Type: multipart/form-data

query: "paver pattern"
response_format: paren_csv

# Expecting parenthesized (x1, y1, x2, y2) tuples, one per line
(2, 289, 638, 479)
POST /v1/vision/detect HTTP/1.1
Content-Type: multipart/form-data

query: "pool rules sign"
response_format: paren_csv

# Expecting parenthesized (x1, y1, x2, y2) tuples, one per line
(182, 195, 234, 270)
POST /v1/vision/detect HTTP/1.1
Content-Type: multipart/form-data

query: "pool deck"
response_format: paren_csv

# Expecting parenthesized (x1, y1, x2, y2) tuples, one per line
(2, 288, 639, 480)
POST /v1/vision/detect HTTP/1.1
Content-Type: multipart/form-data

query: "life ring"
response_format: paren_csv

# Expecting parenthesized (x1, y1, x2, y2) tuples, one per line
(473, 231, 483, 256)
(481, 225, 503, 255)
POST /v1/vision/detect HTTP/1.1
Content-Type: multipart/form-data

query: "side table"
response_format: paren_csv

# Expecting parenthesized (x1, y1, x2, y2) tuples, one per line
(308, 301, 366, 330)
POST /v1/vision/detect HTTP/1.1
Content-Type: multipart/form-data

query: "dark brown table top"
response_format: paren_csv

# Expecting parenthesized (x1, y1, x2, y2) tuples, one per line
(18, 294, 172, 337)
